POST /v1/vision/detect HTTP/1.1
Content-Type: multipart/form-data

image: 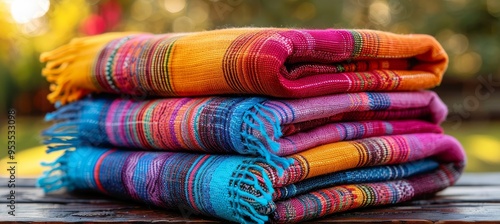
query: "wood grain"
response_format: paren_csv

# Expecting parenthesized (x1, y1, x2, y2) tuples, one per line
(1, 173, 499, 223)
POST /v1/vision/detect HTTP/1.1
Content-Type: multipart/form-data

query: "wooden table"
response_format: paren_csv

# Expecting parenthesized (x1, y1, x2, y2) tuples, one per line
(1, 173, 499, 223)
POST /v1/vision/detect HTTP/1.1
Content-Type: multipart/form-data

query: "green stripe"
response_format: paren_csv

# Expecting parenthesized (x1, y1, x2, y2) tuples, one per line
(350, 31, 363, 58)
(164, 39, 178, 95)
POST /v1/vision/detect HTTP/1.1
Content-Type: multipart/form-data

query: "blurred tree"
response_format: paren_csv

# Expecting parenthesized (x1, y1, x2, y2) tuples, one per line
(0, 0, 499, 172)
(1, 0, 499, 115)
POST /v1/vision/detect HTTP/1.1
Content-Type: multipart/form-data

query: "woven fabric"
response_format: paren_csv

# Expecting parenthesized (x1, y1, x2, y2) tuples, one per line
(39, 27, 462, 223)
(40, 28, 448, 104)
(38, 133, 465, 223)
(43, 91, 446, 167)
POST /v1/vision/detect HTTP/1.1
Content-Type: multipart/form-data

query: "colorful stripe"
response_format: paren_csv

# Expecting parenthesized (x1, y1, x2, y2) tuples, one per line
(43, 91, 446, 163)
(40, 28, 448, 104)
(38, 27, 461, 224)
(38, 133, 465, 223)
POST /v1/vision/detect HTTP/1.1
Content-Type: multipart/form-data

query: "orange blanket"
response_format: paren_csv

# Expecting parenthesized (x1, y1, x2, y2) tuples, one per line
(41, 28, 448, 104)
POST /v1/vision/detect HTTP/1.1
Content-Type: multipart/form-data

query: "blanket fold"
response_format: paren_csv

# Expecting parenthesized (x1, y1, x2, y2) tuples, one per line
(39, 28, 463, 224)
(38, 133, 465, 223)
(43, 91, 446, 168)
(40, 28, 448, 104)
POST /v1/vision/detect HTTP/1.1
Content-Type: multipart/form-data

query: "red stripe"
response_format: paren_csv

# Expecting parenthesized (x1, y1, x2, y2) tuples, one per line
(187, 155, 210, 207)
(94, 149, 117, 193)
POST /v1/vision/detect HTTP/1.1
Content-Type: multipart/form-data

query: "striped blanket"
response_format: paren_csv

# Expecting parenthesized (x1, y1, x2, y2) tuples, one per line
(39, 28, 462, 223)
(43, 91, 446, 168)
(39, 133, 465, 223)
(40, 28, 448, 104)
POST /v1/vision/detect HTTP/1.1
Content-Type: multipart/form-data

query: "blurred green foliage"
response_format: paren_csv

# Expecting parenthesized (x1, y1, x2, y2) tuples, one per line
(0, 0, 499, 172)
(0, 117, 49, 159)
(1, 0, 499, 115)
(443, 121, 500, 172)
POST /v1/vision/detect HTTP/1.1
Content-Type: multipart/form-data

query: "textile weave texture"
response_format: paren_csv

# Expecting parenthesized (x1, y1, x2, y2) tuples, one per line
(38, 28, 463, 223)
(39, 133, 465, 223)
(43, 91, 446, 167)
(40, 28, 448, 104)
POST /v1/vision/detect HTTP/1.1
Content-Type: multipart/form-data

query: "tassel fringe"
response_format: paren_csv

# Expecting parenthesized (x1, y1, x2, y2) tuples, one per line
(40, 33, 137, 105)
(241, 103, 293, 174)
(42, 100, 84, 152)
(37, 152, 72, 193)
(230, 159, 275, 224)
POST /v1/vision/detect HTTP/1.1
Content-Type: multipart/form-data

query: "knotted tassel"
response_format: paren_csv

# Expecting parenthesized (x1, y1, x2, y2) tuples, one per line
(40, 32, 137, 105)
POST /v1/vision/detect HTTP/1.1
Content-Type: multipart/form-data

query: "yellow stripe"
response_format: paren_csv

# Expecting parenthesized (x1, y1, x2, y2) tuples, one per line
(293, 141, 363, 179)
(169, 28, 265, 95)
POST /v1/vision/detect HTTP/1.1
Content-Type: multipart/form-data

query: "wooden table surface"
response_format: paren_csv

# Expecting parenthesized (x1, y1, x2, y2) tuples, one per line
(1, 173, 500, 223)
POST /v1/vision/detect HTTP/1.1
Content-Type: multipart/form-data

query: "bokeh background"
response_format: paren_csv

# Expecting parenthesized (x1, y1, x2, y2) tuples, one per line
(1, 0, 499, 172)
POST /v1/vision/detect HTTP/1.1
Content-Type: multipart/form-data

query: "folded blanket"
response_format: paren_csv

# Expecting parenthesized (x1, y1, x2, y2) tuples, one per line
(38, 133, 465, 223)
(40, 28, 448, 104)
(43, 91, 446, 168)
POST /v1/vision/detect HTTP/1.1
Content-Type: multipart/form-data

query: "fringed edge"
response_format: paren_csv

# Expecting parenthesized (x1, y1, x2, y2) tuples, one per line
(40, 38, 94, 105)
(229, 159, 275, 224)
(42, 101, 84, 153)
(40, 33, 135, 105)
(241, 104, 294, 175)
(36, 150, 74, 193)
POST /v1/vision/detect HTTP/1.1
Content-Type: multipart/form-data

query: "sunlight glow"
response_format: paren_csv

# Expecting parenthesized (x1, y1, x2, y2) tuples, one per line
(9, 0, 50, 24)
(164, 0, 186, 13)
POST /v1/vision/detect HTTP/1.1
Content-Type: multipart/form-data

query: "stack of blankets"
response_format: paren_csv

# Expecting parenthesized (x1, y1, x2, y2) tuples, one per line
(38, 28, 465, 223)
